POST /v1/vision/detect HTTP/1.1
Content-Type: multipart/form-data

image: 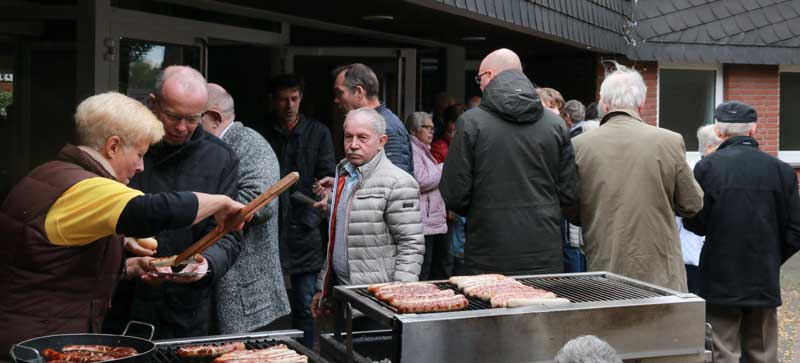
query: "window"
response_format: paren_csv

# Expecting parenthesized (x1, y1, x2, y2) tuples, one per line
(118, 39, 201, 103)
(779, 68, 800, 163)
(658, 64, 723, 154)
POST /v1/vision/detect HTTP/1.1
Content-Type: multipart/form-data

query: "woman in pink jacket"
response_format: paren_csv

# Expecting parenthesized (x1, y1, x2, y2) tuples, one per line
(405, 112, 450, 280)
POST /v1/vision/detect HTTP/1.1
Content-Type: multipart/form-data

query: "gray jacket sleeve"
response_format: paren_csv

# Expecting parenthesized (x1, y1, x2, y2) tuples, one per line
(201, 156, 242, 285)
(386, 175, 425, 282)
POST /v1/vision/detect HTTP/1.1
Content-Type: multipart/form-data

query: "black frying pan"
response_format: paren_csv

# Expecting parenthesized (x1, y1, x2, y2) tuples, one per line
(9, 321, 155, 363)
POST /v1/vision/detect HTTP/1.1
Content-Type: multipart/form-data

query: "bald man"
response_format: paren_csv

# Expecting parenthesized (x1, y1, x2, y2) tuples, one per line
(440, 48, 579, 275)
(107, 66, 242, 339)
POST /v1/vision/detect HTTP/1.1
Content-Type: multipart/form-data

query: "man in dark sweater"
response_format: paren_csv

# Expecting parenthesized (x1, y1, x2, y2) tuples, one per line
(261, 74, 335, 347)
(685, 101, 800, 363)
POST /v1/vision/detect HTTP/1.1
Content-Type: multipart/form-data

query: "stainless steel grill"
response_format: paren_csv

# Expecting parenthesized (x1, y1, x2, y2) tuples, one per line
(153, 330, 329, 363)
(332, 272, 710, 363)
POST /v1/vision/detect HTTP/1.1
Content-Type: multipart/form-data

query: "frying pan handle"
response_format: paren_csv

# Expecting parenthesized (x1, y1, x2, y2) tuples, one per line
(9, 344, 42, 363)
(122, 320, 155, 340)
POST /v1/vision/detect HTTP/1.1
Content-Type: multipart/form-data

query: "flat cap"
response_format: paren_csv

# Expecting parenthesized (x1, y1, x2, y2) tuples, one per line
(714, 101, 757, 123)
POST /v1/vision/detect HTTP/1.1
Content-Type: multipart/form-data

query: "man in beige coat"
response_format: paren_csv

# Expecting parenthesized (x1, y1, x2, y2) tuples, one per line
(571, 64, 703, 292)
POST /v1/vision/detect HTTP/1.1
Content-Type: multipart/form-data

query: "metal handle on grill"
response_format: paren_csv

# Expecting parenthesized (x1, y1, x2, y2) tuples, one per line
(123, 320, 156, 340)
(9, 344, 41, 363)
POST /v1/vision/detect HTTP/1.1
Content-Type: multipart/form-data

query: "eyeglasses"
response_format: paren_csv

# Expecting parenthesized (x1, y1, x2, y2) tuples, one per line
(420, 125, 434, 131)
(474, 71, 490, 85)
(154, 100, 204, 125)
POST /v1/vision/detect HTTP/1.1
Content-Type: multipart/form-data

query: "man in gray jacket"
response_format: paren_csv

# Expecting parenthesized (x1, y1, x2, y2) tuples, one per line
(311, 107, 424, 316)
(203, 84, 290, 333)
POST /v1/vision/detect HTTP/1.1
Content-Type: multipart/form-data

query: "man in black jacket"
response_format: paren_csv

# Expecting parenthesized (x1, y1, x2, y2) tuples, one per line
(440, 48, 579, 275)
(262, 74, 335, 348)
(684, 101, 800, 363)
(107, 66, 241, 339)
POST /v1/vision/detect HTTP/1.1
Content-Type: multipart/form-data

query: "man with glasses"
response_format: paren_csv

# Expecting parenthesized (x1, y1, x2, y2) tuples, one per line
(106, 66, 242, 339)
(440, 48, 579, 276)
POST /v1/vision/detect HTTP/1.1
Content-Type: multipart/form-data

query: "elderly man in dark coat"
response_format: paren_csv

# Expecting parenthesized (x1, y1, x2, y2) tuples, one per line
(684, 101, 800, 363)
(203, 83, 290, 334)
(440, 48, 579, 275)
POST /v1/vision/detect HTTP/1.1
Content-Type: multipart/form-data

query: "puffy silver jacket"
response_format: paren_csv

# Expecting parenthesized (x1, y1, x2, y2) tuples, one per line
(316, 150, 425, 294)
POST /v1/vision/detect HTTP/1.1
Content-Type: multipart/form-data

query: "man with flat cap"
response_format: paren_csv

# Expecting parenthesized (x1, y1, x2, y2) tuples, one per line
(684, 100, 800, 363)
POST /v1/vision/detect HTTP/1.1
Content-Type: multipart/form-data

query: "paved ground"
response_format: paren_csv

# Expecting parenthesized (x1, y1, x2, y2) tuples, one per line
(779, 253, 800, 362)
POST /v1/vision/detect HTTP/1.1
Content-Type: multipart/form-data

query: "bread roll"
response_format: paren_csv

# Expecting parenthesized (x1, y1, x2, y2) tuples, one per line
(136, 237, 158, 250)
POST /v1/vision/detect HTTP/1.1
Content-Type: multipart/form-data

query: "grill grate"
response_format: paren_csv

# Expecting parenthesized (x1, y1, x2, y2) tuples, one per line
(352, 275, 668, 314)
(519, 275, 666, 303)
(153, 338, 326, 363)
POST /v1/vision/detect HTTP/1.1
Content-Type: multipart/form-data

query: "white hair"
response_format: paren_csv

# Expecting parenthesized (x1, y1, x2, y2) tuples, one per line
(599, 63, 647, 111)
(696, 124, 722, 153)
(345, 107, 386, 136)
(405, 111, 431, 132)
(715, 121, 755, 137)
(75, 92, 164, 149)
(206, 83, 236, 121)
(554, 336, 622, 363)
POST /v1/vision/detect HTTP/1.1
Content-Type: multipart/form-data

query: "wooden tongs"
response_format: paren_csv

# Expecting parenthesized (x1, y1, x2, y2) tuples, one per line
(150, 172, 299, 268)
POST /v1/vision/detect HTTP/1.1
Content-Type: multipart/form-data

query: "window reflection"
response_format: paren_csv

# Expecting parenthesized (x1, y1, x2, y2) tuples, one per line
(118, 39, 201, 103)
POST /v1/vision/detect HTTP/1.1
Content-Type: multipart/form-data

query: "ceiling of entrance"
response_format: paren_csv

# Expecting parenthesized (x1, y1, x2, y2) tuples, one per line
(222, 0, 594, 59)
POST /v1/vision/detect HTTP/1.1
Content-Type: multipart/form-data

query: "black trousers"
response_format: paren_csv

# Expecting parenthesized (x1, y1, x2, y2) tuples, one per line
(419, 234, 452, 280)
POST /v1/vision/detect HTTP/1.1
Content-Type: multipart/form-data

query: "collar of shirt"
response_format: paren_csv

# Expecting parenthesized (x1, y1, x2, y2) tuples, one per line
(219, 122, 235, 139)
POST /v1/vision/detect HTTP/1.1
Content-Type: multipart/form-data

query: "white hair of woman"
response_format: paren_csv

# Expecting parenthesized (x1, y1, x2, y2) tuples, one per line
(405, 111, 431, 133)
(344, 107, 386, 136)
(599, 62, 647, 112)
(554, 335, 623, 363)
(697, 124, 722, 154)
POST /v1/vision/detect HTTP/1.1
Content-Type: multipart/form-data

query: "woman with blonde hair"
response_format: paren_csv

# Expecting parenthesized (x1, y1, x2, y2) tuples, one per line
(0, 92, 245, 356)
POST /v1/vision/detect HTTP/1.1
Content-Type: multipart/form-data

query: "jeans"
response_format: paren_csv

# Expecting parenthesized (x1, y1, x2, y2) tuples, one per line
(562, 244, 586, 273)
(289, 272, 317, 348)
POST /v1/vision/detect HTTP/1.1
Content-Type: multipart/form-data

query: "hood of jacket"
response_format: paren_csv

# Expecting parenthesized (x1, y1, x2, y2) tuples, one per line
(480, 69, 543, 124)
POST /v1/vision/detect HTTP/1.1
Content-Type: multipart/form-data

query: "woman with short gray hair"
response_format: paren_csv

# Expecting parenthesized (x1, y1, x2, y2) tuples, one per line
(406, 111, 450, 279)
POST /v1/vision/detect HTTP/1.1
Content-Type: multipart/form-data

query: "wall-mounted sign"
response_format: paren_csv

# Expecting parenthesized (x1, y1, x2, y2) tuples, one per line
(0, 74, 13, 82)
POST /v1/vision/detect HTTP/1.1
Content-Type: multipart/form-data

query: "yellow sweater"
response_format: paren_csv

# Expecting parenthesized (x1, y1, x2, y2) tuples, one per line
(44, 177, 143, 246)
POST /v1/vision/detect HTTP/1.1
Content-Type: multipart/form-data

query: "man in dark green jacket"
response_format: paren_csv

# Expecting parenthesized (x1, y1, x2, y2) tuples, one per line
(440, 48, 579, 275)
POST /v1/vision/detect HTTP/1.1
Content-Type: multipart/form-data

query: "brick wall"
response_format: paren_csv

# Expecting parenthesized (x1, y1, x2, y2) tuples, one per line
(723, 64, 780, 155)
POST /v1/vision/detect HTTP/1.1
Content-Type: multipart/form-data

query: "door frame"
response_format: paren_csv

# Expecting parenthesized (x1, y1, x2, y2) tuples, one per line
(96, 6, 289, 93)
(284, 46, 417, 120)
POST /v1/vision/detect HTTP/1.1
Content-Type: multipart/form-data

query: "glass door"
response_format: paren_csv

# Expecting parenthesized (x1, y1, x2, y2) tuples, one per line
(284, 47, 417, 159)
(117, 39, 202, 103)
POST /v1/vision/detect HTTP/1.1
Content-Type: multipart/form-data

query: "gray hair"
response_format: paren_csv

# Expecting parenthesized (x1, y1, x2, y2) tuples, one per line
(697, 124, 722, 154)
(405, 111, 431, 133)
(206, 83, 236, 121)
(554, 335, 622, 363)
(562, 100, 586, 123)
(333, 63, 380, 100)
(345, 107, 386, 136)
(715, 121, 755, 138)
(599, 63, 647, 111)
(153, 65, 207, 99)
